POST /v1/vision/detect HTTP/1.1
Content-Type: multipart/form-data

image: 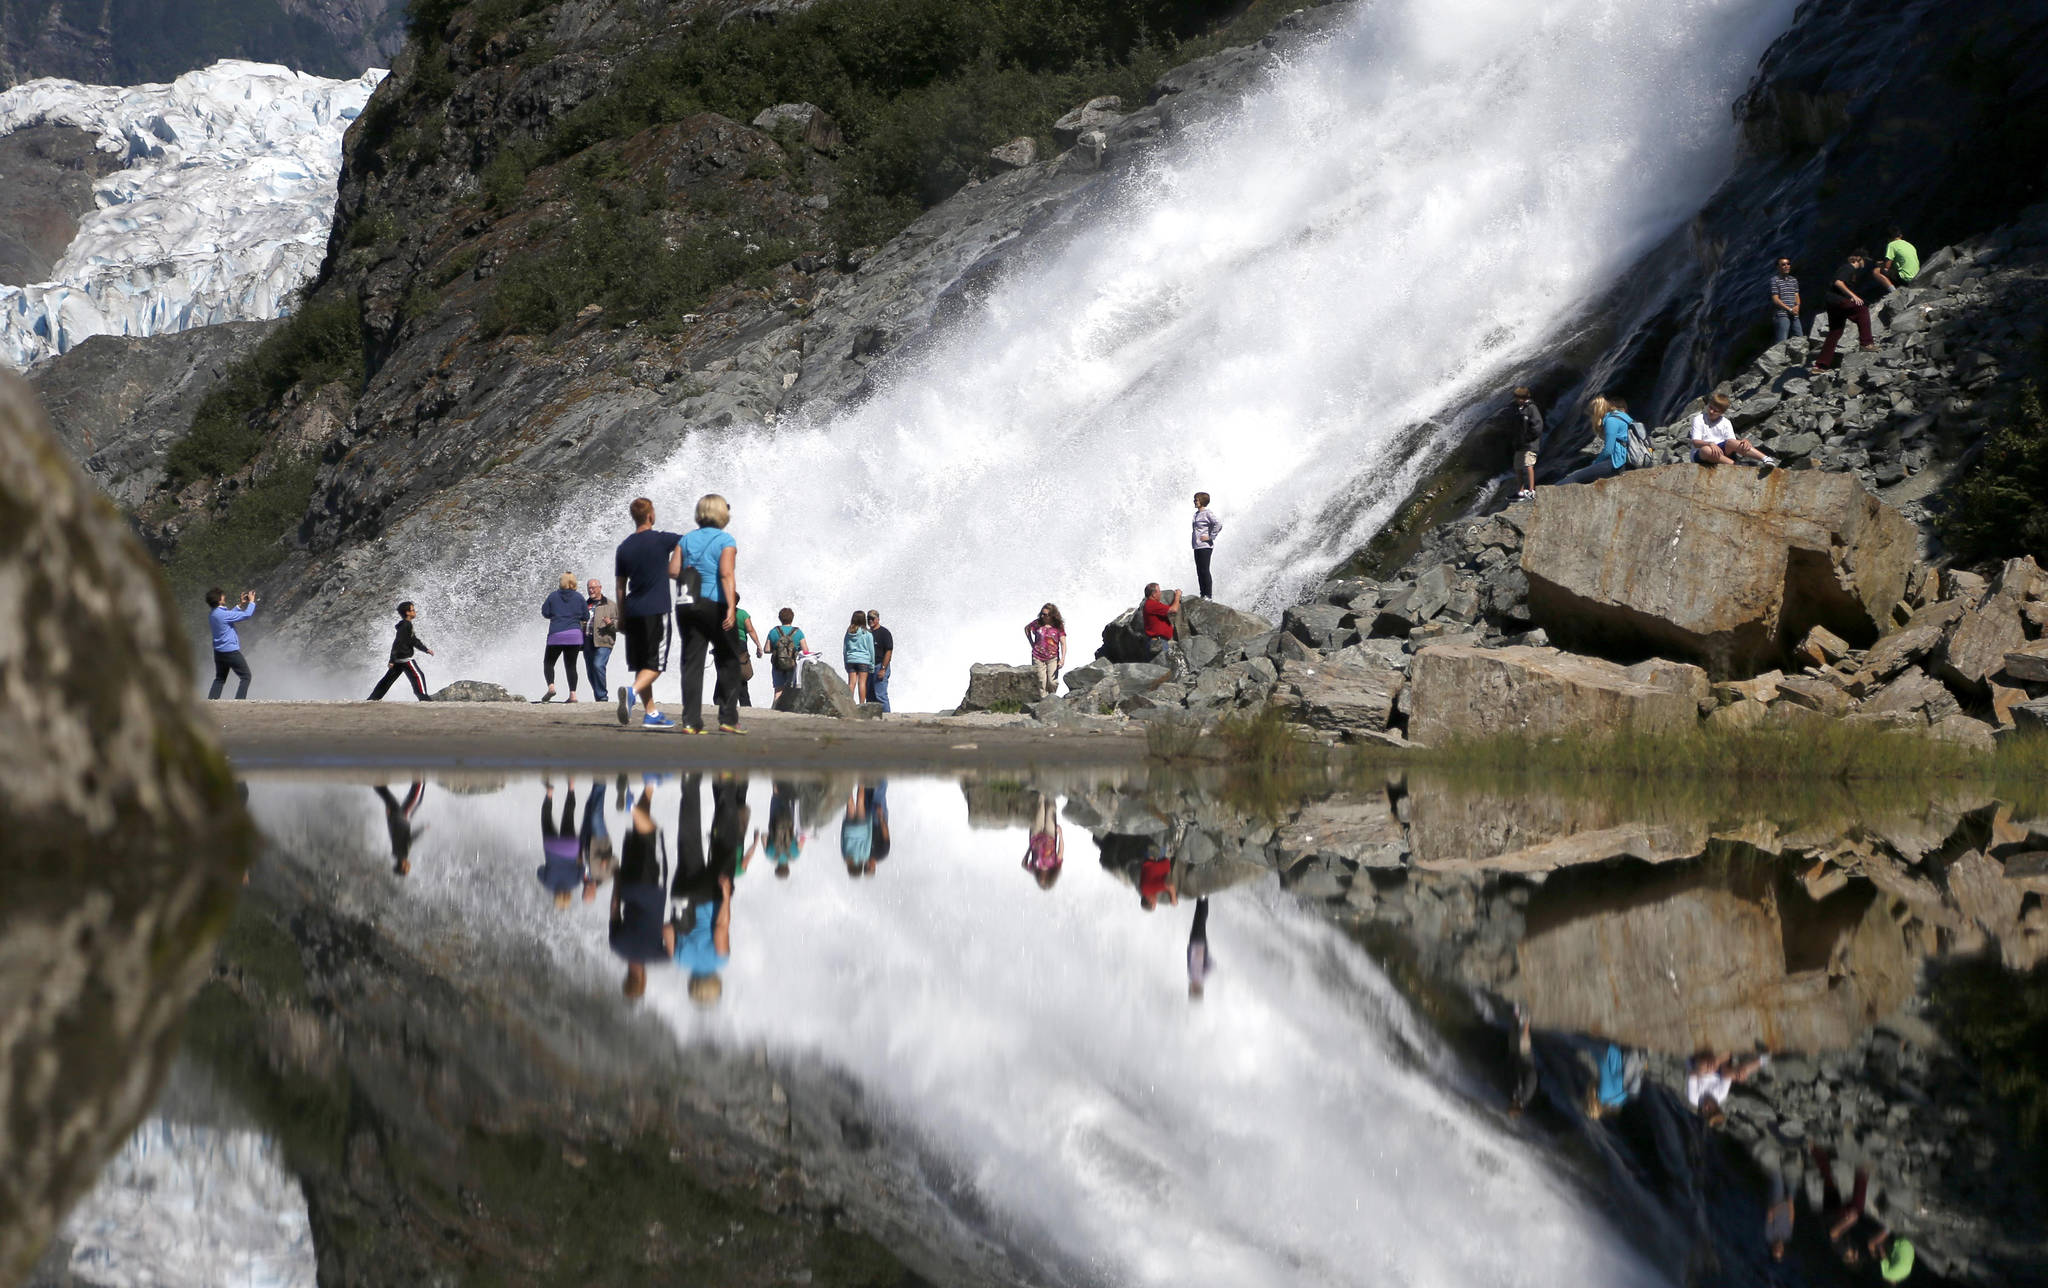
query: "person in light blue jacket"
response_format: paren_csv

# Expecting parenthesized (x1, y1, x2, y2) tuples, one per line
(205, 586, 257, 699)
(842, 611, 875, 704)
(1562, 395, 1637, 485)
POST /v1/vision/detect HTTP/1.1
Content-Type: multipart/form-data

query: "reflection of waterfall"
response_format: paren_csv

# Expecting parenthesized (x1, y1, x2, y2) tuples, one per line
(434, 0, 1797, 710)
(239, 777, 1663, 1287)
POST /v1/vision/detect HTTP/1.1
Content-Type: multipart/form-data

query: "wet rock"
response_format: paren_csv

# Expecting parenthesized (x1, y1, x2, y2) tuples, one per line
(431, 679, 524, 702)
(0, 372, 252, 1278)
(954, 663, 1042, 713)
(1405, 645, 1704, 747)
(1052, 95, 1124, 146)
(1520, 467, 1917, 676)
(776, 659, 859, 717)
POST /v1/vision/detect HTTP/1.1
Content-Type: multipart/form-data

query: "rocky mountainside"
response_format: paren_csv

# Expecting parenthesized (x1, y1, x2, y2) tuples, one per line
(0, 122, 115, 285)
(0, 0, 403, 86)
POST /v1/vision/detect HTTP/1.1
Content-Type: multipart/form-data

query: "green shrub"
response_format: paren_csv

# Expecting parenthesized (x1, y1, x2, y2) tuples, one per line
(1930, 957, 2048, 1190)
(164, 456, 320, 600)
(163, 297, 364, 488)
(1943, 382, 2048, 566)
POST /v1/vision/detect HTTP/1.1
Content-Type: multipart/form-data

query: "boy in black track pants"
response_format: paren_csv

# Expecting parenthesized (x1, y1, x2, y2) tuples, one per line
(369, 602, 435, 700)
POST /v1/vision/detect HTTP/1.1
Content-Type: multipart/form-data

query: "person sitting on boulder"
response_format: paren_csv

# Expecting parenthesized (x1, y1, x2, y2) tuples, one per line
(1875, 225, 1919, 295)
(1560, 395, 1636, 485)
(1689, 393, 1777, 467)
(1684, 1048, 1768, 1127)
(1815, 250, 1876, 370)
(1141, 583, 1180, 663)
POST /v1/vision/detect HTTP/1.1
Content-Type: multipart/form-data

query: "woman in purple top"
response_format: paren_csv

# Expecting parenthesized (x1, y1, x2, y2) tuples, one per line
(540, 572, 588, 702)
(537, 781, 583, 908)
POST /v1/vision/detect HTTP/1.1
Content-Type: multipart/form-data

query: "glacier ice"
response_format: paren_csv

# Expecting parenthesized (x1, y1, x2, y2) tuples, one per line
(56, 1116, 315, 1288)
(0, 59, 385, 370)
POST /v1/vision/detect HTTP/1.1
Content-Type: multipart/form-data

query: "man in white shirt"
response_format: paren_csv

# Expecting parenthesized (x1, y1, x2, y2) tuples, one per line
(1690, 393, 1777, 467)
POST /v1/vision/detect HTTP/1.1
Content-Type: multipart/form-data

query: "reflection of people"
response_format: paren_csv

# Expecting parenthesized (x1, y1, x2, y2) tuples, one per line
(1765, 1167, 1794, 1262)
(841, 782, 875, 876)
(1506, 1006, 1540, 1116)
(373, 781, 425, 876)
(538, 781, 583, 908)
(609, 784, 671, 999)
(764, 780, 804, 878)
(1685, 1049, 1767, 1127)
(1186, 897, 1214, 999)
(1137, 840, 1178, 910)
(1023, 792, 1063, 889)
(671, 774, 741, 1006)
(1812, 1145, 1914, 1278)
(1584, 1043, 1643, 1119)
(579, 776, 614, 899)
(867, 780, 891, 870)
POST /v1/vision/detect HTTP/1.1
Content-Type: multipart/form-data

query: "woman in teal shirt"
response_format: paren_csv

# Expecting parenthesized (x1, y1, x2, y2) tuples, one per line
(842, 611, 876, 704)
(1562, 395, 1637, 485)
(672, 493, 745, 733)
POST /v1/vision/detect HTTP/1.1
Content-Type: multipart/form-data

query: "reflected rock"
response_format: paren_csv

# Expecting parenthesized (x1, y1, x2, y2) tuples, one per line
(1407, 785, 1706, 872)
(0, 372, 252, 1279)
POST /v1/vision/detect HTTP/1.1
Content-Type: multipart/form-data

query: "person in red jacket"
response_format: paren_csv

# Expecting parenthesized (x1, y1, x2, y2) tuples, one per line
(1141, 583, 1179, 663)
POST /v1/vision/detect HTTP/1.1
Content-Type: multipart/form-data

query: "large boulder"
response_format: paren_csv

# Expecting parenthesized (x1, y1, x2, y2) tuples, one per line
(432, 679, 524, 702)
(0, 372, 253, 1278)
(1270, 657, 1403, 737)
(1095, 607, 1153, 664)
(1405, 644, 1705, 747)
(955, 663, 1042, 713)
(775, 658, 858, 717)
(1936, 595, 2027, 695)
(1520, 466, 1918, 676)
(1177, 597, 1273, 649)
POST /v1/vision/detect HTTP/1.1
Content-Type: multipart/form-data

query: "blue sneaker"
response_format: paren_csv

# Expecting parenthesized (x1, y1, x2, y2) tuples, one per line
(642, 711, 675, 729)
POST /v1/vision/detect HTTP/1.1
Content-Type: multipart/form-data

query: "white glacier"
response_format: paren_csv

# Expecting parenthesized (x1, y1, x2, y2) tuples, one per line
(0, 59, 384, 370)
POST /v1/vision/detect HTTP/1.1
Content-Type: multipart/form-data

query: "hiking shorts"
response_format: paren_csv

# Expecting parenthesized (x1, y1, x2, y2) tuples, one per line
(622, 613, 668, 674)
(772, 665, 795, 692)
(1520, 450, 1538, 469)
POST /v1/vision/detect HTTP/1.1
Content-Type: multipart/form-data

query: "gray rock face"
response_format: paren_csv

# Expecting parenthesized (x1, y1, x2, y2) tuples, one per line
(1406, 644, 1705, 747)
(1270, 657, 1402, 737)
(28, 320, 282, 508)
(0, 124, 121, 287)
(0, 0, 404, 84)
(1177, 597, 1273, 649)
(0, 372, 252, 1281)
(431, 679, 524, 703)
(776, 658, 858, 717)
(955, 663, 1042, 713)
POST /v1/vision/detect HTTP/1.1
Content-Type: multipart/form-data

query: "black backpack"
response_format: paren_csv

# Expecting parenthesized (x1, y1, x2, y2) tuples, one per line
(771, 628, 800, 671)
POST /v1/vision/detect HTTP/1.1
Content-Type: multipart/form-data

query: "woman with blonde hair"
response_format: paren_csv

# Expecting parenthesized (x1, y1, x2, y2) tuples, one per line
(672, 493, 744, 733)
(540, 570, 588, 702)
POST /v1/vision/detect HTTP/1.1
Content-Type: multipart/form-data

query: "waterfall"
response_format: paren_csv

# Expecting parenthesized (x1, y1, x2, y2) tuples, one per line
(442, 0, 1798, 710)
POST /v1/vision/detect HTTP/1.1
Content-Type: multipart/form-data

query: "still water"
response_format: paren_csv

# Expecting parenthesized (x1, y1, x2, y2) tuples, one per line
(28, 771, 2047, 1288)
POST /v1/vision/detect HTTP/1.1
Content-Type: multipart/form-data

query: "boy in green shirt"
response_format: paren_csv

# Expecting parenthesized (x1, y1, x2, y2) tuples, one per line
(1879, 225, 1919, 292)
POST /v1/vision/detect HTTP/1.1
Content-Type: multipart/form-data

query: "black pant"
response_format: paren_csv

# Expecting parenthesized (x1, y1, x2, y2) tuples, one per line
(543, 643, 579, 692)
(1193, 546, 1214, 599)
(675, 600, 743, 729)
(369, 659, 429, 700)
(209, 649, 251, 699)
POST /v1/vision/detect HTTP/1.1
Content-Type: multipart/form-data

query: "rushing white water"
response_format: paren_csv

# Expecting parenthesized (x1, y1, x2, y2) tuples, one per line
(237, 776, 1665, 1287)
(427, 0, 1794, 711)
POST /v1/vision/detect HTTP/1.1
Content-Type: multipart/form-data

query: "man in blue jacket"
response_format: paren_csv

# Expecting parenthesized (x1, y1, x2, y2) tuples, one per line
(206, 586, 258, 699)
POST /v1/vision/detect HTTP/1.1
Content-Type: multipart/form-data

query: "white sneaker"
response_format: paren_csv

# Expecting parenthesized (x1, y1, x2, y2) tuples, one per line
(1515, 488, 1535, 500)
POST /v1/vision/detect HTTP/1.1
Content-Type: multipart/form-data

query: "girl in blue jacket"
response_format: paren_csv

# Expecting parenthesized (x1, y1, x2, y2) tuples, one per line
(1562, 395, 1638, 485)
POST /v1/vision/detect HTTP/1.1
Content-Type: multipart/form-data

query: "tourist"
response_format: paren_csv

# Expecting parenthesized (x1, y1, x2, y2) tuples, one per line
(1811, 1145, 1873, 1265)
(1508, 387, 1543, 499)
(765, 608, 807, 705)
(1187, 896, 1214, 1000)
(1768, 257, 1804, 343)
(1876, 225, 1919, 294)
(609, 781, 671, 998)
(1023, 790, 1063, 889)
(1684, 1049, 1768, 1126)
(537, 780, 582, 909)
(1583, 1042, 1644, 1120)
(1765, 1167, 1795, 1262)
(764, 778, 805, 878)
(1025, 603, 1067, 698)
(539, 572, 587, 702)
(205, 587, 258, 700)
(1141, 583, 1180, 664)
(841, 780, 875, 876)
(1137, 839, 1178, 911)
(1815, 250, 1876, 370)
(670, 774, 741, 1007)
(732, 593, 763, 707)
(867, 610, 895, 713)
(583, 578, 618, 704)
(579, 774, 614, 899)
(867, 779, 892, 871)
(372, 780, 424, 876)
(1689, 392, 1777, 467)
(1191, 492, 1223, 598)
(675, 493, 745, 734)
(368, 601, 434, 700)
(842, 611, 875, 704)
(1872, 1231, 1916, 1282)
(1507, 1004, 1539, 1117)
(613, 497, 681, 729)
(1560, 395, 1636, 485)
